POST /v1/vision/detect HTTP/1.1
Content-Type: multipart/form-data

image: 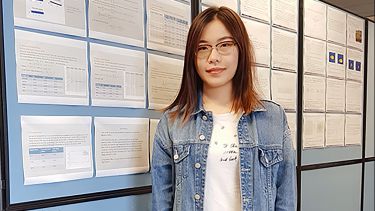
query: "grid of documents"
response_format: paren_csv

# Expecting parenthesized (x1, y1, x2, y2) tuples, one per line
(302, 0, 364, 149)
(13, 0, 189, 108)
(12, 0, 189, 185)
(12, 0, 368, 185)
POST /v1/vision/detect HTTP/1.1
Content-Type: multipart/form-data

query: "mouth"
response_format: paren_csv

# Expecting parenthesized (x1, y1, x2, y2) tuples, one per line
(206, 67, 225, 74)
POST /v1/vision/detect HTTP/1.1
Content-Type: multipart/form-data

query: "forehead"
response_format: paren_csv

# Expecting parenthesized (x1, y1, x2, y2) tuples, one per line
(199, 19, 233, 43)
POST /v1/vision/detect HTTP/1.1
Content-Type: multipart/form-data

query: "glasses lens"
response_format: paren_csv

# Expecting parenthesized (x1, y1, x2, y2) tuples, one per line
(197, 45, 212, 59)
(217, 41, 235, 55)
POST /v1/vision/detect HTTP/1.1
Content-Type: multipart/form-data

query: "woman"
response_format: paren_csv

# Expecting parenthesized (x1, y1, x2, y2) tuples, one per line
(152, 6, 296, 211)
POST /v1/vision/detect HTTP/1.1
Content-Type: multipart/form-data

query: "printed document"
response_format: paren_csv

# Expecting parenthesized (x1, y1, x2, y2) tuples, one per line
(303, 113, 325, 149)
(325, 114, 345, 147)
(271, 70, 297, 110)
(240, 0, 270, 22)
(21, 116, 93, 185)
(94, 117, 149, 177)
(303, 75, 326, 111)
(304, 0, 326, 40)
(326, 78, 345, 112)
(15, 30, 88, 105)
(14, 0, 86, 36)
(148, 54, 183, 110)
(90, 43, 145, 108)
(89, 0, 144, 46)
(243, 18, 270, 67)
(272, 28, 297, 71)
(272, 0, 298, 31)
(147, 0, 190, 55)
(303, 36, 326, 76)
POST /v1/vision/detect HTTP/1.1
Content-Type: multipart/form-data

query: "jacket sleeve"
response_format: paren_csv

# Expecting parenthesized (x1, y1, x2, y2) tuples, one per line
(275, 110, 297, 211)
(151, 115, 174, 211)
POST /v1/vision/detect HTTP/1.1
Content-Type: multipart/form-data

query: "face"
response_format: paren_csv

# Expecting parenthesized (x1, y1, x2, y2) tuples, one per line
(195, 18, 239, 90)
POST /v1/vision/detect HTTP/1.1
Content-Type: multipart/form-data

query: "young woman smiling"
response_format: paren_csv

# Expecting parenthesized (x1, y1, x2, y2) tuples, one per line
(152, 6, 297, 211)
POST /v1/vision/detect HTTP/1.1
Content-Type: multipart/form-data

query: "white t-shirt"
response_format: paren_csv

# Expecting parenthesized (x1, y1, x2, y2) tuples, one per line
(203, 112, 242, 211)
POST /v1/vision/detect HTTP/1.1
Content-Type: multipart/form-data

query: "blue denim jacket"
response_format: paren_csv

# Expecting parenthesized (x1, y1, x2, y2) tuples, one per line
(151, 99, 297, 211)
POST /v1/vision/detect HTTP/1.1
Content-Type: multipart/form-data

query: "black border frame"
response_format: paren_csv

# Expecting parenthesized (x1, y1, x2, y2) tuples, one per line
(0, 0, 374, 210)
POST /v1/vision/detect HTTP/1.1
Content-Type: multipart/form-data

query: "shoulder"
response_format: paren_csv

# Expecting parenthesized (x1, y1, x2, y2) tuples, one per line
(257, 100, 287, 119)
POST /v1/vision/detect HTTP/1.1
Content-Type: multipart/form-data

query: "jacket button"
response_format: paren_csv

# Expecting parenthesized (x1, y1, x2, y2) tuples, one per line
(199, 134, 205, 141)
(173, 154, 179, 160)
(194, 163, 201, 169)
(202, 115, 208, 121)
(194, 194, 200, 200)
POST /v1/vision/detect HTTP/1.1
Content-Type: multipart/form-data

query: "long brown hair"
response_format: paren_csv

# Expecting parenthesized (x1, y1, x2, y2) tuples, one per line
(165, 6, 261, 122)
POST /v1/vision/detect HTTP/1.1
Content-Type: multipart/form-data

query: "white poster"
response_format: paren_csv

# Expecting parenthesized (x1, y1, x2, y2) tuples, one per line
(345, 114, 362, 146)
(90, 43, 145, 108)
(347, 14, 365, 50)
(304, 36, 326, 76)
(326, 78, 345, 112)
(272, 28, 298, 71)
(272, 0, 298, 31)
(303, 113, 325, 149)
(21, 116, 93, 185)
(240, 0, 270, 22)
(346, 80, 362, 113)
(271, 70, 297, 110)
(303, 75, 326, 112)
(327, 6, 346, 45)
(147, 0, 190, 55)
(325, 114, 345, 147)
(94, 117, 149, 177)
(148, 54, 183, 110)
(14, 0, 86, 36)
(88, 0, 144, 46)
(304, 0, 326, 40)
(243, 18, 271, 67)
(15, 30, 88, 105)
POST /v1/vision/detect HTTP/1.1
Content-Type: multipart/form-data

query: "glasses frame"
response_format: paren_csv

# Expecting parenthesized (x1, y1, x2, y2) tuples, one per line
(195, 40, 237, 59)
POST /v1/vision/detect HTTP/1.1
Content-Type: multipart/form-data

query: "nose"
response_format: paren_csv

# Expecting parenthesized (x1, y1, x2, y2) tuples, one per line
(207, 47, 221, 64)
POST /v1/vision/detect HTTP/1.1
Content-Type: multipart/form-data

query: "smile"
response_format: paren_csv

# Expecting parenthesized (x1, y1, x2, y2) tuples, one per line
(206, 67, 225, 74)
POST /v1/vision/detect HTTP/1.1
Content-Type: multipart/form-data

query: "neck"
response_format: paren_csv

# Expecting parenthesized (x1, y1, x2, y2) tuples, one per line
(202, 83, 233, 114)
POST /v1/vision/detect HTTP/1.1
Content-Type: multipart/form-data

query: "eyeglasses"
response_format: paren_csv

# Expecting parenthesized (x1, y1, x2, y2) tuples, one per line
(195, 40, 237, 59)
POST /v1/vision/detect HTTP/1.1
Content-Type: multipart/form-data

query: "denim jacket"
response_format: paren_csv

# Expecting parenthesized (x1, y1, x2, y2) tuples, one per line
(151, 99, 297, 211)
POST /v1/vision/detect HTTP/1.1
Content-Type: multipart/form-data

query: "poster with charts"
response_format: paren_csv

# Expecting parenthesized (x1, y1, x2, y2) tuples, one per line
(21, 116, 93, 185)
(147, 0, 190, 56)
(90, 43, 145, 108)
(15, 30, 88, 105)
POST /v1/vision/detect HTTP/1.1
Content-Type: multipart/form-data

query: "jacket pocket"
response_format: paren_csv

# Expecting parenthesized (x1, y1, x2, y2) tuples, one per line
(259, 148, 283, 167)
(173, 144, 190, 163)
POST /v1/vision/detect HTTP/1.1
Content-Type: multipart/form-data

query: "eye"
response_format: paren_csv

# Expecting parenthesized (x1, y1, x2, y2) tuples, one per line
(197, 45, 210, 51)
(218, 41, 234, 48)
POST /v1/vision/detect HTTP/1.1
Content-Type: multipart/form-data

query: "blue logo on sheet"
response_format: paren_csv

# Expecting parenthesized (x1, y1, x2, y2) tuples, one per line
(329, 52, 335, 63)
(338, 54, 344, 64)
(348, 59, 354, 70)
(355, 61, 361, 71)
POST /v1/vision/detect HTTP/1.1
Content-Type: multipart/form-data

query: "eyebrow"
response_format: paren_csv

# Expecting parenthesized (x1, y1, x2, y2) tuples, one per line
(198, 36, 234, 44)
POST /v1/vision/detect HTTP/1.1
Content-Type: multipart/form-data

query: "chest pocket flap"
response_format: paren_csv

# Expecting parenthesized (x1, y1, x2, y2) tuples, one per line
(259, 148, 283, 167)
(173, 145, 190, 163)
